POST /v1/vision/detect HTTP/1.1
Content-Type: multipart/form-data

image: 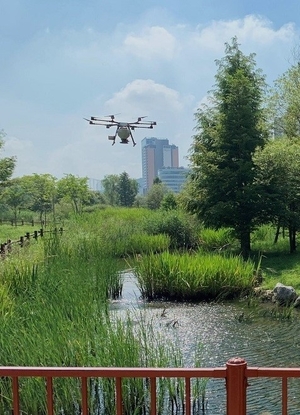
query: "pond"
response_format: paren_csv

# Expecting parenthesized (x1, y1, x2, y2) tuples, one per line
(110, 271, 300, 414)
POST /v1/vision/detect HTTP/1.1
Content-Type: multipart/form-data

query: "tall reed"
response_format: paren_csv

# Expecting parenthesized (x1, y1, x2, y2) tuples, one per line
(0, 220, 207, 413)
(134, 251, 255, 301)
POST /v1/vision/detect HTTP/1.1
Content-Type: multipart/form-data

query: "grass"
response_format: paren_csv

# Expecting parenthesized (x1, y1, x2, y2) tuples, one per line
(250, 224, 300, 291)
(0, 223, 36, 243)
(134, 250, 255, 301)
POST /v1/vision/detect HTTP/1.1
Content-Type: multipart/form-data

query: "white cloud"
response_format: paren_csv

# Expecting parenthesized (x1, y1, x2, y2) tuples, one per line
(105, 79, 185, 116)
(123, 26, 177, 60)
(193, 15, 296, 52)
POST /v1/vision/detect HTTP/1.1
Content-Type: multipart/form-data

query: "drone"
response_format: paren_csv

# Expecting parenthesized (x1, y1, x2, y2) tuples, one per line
(84, 114, 157, 146)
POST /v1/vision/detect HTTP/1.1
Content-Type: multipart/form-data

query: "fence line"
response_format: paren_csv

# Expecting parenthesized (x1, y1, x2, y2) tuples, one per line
(0, 219, 63, 227)
(0, 227, 64, 257)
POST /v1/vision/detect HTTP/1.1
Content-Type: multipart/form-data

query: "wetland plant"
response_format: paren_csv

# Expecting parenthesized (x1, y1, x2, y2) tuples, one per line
(0, 224, 209, 414)
(134, 250, 254, 301)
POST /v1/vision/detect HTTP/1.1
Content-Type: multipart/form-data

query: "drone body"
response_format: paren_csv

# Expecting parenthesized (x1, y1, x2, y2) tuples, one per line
(84, 114, 157, 146)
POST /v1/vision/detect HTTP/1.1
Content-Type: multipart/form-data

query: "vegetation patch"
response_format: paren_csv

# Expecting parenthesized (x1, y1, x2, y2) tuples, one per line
(134, 251, 255, 301)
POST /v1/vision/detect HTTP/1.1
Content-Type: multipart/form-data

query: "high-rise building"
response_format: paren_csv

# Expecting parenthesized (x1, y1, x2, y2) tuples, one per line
(158, 167, 190, 193)
(141, 137, 179, 193)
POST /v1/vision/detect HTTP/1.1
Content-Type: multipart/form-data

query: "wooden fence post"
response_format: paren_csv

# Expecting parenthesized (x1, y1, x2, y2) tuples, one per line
(226, 357, 247, 415)
(7, 240, 12, 253)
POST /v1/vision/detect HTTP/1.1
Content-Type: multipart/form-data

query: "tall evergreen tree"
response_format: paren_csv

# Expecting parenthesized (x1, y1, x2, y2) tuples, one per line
(187, 38, 268, 258)
(117, 172, 138, 207)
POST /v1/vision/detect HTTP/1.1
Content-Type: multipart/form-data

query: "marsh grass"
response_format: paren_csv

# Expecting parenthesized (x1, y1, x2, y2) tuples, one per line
(134, 251, 255, 301)
(0, 212, 209, 414)
(199, 227, 236, 252)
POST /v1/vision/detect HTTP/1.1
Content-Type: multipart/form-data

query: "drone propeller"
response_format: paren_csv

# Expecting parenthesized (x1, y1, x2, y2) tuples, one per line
(105, 114, 115, 120)
(137, 116, 147, 122)
(104, 113, 121, 121)
(83, 118, 94, 124)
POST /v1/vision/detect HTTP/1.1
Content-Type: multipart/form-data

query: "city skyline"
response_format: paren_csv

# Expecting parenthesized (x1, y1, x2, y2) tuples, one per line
(88, 136, 189, 195)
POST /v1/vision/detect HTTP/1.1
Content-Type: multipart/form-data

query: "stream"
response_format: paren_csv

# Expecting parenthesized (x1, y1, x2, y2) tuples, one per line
(110, 271, 300, 414)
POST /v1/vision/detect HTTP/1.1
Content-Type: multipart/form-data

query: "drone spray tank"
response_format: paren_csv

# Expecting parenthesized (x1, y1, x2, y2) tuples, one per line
(117, 127, 130, 143)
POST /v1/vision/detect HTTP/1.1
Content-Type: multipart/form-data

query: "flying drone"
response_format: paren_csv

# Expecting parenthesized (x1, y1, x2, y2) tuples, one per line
(84, 114, 157, 146)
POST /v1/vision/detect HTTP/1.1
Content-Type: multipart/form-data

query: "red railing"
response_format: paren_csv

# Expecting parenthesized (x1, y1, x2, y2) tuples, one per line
(1, 357, 300, 414)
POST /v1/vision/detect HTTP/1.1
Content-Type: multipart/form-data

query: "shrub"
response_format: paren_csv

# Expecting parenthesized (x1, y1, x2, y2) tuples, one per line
(142, 210, 199, 250)
(199, 228, 235, 251)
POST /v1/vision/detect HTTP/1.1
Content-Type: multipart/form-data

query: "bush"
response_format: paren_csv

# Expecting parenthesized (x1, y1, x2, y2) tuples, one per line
(142, 210, 199, 250)
(199, 228, 235, 251)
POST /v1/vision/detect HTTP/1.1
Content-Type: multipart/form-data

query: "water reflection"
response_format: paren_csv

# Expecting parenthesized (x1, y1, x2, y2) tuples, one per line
(110, 271, 300, 414)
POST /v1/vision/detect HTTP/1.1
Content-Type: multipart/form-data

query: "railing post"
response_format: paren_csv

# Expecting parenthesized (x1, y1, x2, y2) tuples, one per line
(226, 357, 247, 415)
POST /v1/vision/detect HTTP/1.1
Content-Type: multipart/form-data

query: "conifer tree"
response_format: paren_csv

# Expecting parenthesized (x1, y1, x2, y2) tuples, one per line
(187, 38, 268, 258)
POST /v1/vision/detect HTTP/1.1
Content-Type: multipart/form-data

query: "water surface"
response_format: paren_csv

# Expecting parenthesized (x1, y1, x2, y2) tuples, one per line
(110, 271, 300, 414)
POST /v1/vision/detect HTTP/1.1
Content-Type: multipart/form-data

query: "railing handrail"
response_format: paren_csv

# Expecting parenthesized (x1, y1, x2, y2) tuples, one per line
(2, 359, 300, 414)
(247, 366, 300, 377)
(0, 366, 226, 378)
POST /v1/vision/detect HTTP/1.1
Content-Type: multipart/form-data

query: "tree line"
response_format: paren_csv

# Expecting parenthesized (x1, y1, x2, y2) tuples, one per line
(0, 151, 174, 223)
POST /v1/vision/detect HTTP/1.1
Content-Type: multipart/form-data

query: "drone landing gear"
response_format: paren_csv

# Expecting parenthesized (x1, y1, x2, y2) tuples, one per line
(129, 129, 137, 147)
(108, 135, 116, 145)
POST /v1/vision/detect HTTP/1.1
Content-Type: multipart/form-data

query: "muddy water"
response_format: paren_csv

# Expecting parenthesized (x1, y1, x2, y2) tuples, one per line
(110, 271, 300, 414)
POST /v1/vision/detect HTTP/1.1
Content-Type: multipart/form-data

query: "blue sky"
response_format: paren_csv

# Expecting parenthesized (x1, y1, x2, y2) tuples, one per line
(1, 0, 299, 181)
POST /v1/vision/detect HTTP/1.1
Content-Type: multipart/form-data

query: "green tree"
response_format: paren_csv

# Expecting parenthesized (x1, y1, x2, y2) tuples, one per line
(102, 174, 119, 206)
(57, 174, 89, 214)
(187, 38, 268, 258)
(146, 183, 167, 210)
(1, 178, 30, 222)
(270, 63, 300, 139)
(254, 137, 300, 253)
(161, 192, 177, 211)
(153, 177, 162, 185)
(0, 131, 16, 185)
(133, 194, 147, 208)
(87, 190, 107, 206)
(117, 172, 138, 207)
(22, 174, 57, 223)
